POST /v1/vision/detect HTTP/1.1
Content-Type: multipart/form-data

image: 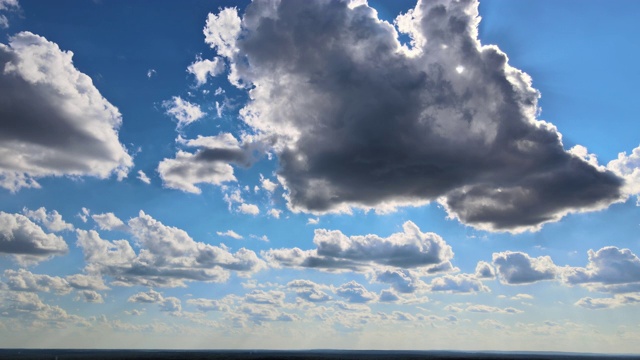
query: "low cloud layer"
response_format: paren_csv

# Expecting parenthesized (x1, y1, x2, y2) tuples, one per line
(263, 221, 454, 273)
(199, 0, 624, 232)
(76, 211, 266, 287)
(0, 32, 132, 192)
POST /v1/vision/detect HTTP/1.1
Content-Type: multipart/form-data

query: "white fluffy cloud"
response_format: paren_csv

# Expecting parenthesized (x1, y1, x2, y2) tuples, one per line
(0, 211, 68, 265)
(202, 0, 623, 233)
(158, 134, 262, 194)
(163, 96, 205, 128)
(0, 32, 133, 191)
(575, 293, 640, 310)
(187, 56, 225, 87)
(492, 251, 558, 285)
(429, 274, 489, 294)
(563, 247, 640, 293)
(263, 221, 454, 273)
(335, 281, 378, 303)
(76, 211, 266, 287)
(137, 170, 151, 184)
(22, 207, 73, 232)
(128, 289, 181, 315)
(91, 212, 127, 231)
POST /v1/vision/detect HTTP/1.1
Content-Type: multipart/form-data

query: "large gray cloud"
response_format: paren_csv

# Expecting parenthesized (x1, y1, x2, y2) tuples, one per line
(0, 32, 132, 191)
(204, 0, 623, 232)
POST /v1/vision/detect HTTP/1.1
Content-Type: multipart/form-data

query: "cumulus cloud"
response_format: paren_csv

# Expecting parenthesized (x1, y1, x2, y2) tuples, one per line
(203, 0, 622, 232)
(158, 134, 262, 194)
(429, 273, 489, 293)
(493, 251, 558, 285)
(78, 290, 104, 303)
(238, 203, 260, 215)
(262, 221, 453, 273)
(163, 96, 205, 128)
(187, 298, 229, 312)
(563, 247, 640, 293)
(374, 269, 427, 294)
(3, 269, 71, 294)
(0, 211, 68, 265)
(335, 281, 377, 303)
(76, 211, 266, 287)
(267, 209, 281, 219)
(287, 279, 332, 303)
(575, 293, 640, 310)
(128, 289, 181, 315)
(91, 212, 127, 231)
(187, 56, 225, 87)
(464, 304, 522, 314)
(260, 174, 278, 192)
(475, 261, 496, 279)
(0, 32, 133, 191)
(22, 207, 73, 232)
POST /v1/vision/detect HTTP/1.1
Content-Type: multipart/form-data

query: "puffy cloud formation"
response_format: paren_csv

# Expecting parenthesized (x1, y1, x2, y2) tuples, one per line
(76, 211, 266, 287)
(374, 269, 427, 294)
(217, 230, 243, 240)
(287, 279, 332, 302)
(163, 96, 205, 128)
(429, 273, 489, 293)
(575, 293, 640, 310)
(335, 281, 377, 303)
(0, 211, 68, 265)
(203, 0, 623, 232)
(563, 247, 640, 293)
(187, 56, 225, 87)
(1, 269, 107, 303)
(128, 289, 181, 315)
(493, 251, 558, 285)
(3, 269, 71, 294)
(263, 221, 453, 273)
(475, 261, 496, 279)
(0, 32, 132, 192)
(91, 212, 127, 231)
(22, 207, 73, 232)
(158, 134, 261, 194)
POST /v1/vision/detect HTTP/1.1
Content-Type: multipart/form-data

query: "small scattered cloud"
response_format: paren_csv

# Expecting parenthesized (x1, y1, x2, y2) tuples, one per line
(163, 96, 205, 128)
(137, 170, 151, 184)
(187, 55, 225, 87)
(22, 207, 74, 232)
(91, 212, 128, 232)
(217, 230, 243, 240)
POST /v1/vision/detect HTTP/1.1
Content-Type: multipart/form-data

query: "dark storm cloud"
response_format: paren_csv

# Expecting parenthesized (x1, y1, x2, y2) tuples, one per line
(207, 0, 623, 232)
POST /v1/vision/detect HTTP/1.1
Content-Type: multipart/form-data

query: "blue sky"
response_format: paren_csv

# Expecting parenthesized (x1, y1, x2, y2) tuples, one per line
(1, 0, 640, 353)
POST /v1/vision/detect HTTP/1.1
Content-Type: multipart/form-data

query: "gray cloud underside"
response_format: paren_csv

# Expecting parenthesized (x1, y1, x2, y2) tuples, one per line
(209, 0, 622, 232)
(0, 32, 132, 191)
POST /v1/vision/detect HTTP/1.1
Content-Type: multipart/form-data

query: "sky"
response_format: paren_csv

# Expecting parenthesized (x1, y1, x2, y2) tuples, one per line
(1, 0, 640, 353)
